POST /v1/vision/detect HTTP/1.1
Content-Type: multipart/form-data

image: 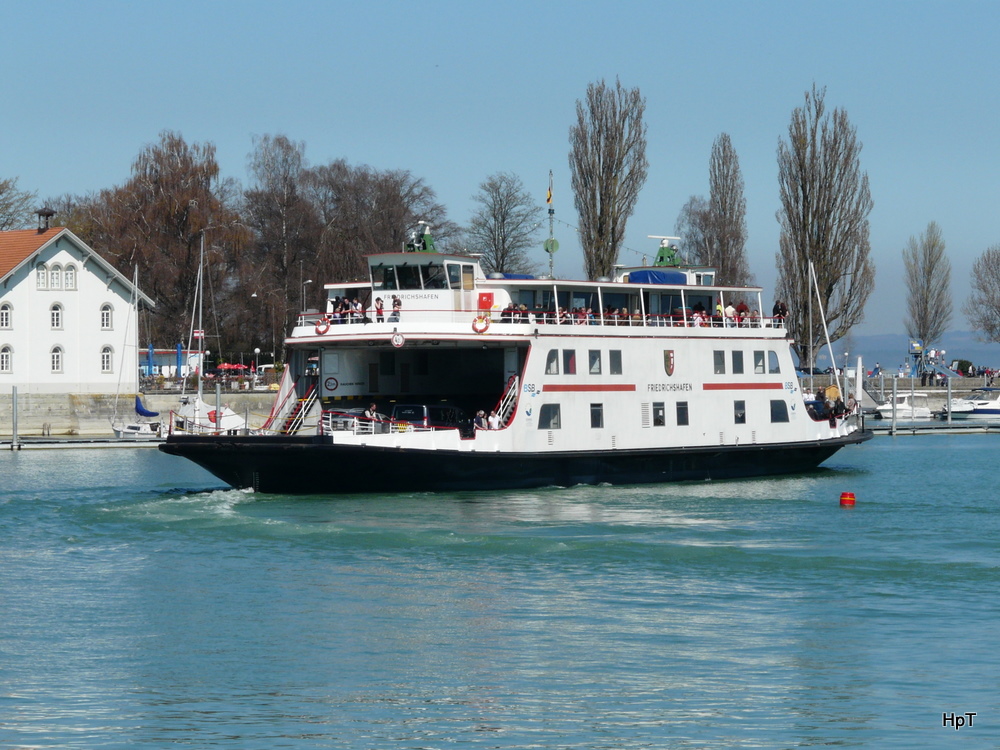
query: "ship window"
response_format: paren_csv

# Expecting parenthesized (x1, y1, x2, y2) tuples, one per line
(734, 400, 746, 424)
(610, 350, 622, 375)
(754, 350, 765, 374)
(563, 350, 576, 375)
(768, 351, 781, 374)
(653, 402, 665, 426)
(676, 401, 689, 426)
(422, 264, 447, 289)
(714, 350, 726, 374)
(770, 400, 789, 422)
(545, 349, 559, 375)
(732, 350, 744, 375)
(447, 263, 462, 289)
(461, 264, 475, 291)
(396, 265, 422, 290)
(538, 403, 561, 429)
(589, 350, 602, 374)
(591, 403, 604, 428)
(376, 266, 397, 290)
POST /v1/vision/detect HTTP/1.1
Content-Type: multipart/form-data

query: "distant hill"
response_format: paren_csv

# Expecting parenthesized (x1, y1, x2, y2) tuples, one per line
(807, 330, 1000, 373)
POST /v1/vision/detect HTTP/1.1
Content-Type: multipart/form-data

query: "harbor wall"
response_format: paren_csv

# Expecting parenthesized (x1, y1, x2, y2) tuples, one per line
(0, 392, 277, 437)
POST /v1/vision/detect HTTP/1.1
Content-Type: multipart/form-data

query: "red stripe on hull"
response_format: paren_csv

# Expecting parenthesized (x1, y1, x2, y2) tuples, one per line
(544, 384, 637, 392)
(702, 382, 784, 390)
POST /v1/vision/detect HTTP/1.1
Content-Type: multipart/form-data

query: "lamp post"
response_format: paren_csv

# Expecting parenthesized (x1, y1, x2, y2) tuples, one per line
(301, 279, 313, 312)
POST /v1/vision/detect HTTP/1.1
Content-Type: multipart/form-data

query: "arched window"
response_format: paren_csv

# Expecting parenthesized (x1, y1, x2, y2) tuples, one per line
(101, 346, 113, 373)
(50, 304, 63, 329)
(51, 346, 63, 373)
(64, 265, 77, 290)
(0, 303, 10, 329)
(101, 304, 113, 330)
(0, 345, 11, 373)
(36, 265, 48, 290)
(49, 265, 62, 290)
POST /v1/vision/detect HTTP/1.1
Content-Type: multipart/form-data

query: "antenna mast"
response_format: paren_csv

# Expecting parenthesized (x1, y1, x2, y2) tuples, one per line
(543, 170, 559, 277)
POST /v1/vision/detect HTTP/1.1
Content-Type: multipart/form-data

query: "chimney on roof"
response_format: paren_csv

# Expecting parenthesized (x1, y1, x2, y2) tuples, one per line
(36, 206, 56, 232)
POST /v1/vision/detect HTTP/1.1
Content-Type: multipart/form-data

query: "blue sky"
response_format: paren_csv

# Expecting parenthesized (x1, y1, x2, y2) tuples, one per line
(3, 0, 998, 344)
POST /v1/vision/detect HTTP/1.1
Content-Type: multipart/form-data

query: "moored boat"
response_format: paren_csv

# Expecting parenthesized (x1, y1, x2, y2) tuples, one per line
(160, 232, 872, 493)
(874, 392, 932, 420)
(943, 387, 1000, 419)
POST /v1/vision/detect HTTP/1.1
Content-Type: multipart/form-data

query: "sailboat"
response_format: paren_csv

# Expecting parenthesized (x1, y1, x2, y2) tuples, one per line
(111, 269, 165, 439)
(170, 231, 247, 435)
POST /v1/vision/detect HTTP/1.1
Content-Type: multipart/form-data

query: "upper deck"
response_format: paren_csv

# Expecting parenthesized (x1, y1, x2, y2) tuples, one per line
(290, 239, 786, 344)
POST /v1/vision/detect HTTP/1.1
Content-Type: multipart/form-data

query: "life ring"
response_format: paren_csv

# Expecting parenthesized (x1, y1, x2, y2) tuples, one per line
(472, 315, 490, 334)
(315, 317, 331, 335)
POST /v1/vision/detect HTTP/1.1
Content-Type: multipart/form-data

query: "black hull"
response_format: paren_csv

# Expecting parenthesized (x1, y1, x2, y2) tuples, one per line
(159, 431, 874, 494)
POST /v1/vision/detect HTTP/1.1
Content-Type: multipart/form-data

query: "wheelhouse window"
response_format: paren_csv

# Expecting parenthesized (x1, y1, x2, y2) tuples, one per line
(101, 304, 113, 330)
(609, 350, 622, 375)
(101, 346, 113, 373)
(0, 303, 10, 329)
(51, 346, 63, 373)
(676, 401, 689, 426)
(770, 400, 789, 423)
(590, 403, 604, 429)
(714, 350, 726, 375)
(538, 403, 561, 429)
(734, 400, 746, 424)
(0, 346, 10, 373)
(589, 350, 602, 374)
(50, 304, 63, 329)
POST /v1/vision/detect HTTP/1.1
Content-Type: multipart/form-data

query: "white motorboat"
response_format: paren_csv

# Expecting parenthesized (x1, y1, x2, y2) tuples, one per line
(875, 392, 932, 420)
(944, 388, 1000, 419)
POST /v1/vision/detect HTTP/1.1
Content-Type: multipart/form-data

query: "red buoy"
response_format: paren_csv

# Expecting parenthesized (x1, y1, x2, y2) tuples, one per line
(840, 491, 856, 507)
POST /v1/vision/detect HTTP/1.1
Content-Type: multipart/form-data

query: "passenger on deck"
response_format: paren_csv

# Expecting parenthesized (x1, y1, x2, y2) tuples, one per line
(488, 411, 501, 430)
(474, 410, 487, 430)
(390, 295, 401, 322)
(364, 403, 381, 421)
(374, 297, 384, 323)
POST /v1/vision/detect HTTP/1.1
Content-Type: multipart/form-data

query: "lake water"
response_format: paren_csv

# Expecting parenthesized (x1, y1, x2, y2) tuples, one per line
(1, 436, 997, 748)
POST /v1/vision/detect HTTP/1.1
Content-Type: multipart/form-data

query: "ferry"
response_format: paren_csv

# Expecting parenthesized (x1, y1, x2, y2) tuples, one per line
(159, 231, 872, 494)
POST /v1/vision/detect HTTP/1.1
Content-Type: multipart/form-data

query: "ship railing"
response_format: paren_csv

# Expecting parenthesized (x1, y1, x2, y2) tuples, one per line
(296, 308, 785, 332)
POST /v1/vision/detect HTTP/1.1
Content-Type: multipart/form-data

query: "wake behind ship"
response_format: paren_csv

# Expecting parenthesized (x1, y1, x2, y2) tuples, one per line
(160, 231, 871, 494)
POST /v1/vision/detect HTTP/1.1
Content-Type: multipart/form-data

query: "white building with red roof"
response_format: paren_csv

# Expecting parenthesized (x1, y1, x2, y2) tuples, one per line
(0, 220, 154, 395)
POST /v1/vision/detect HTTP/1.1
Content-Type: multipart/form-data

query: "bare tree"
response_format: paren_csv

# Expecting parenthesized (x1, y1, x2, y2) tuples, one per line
(466, 172, 542, 274)
(708, 134, 752, 287)
(0, 177, 37, 230)
(964, 244, 1000, 342)
(243, 134, 319, 347)
(569, 78, 648, 279)
(66, 131, 245, 348)
(675, 195, 711, 266)
(903, 221, 951, 346)
(674, 134, 752, 286)
(776, 85, 875, 369)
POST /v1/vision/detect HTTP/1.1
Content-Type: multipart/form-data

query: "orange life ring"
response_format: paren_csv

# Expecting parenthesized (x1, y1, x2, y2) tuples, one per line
(315, 317, 331, 335)
(472, 315, 490, 334)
